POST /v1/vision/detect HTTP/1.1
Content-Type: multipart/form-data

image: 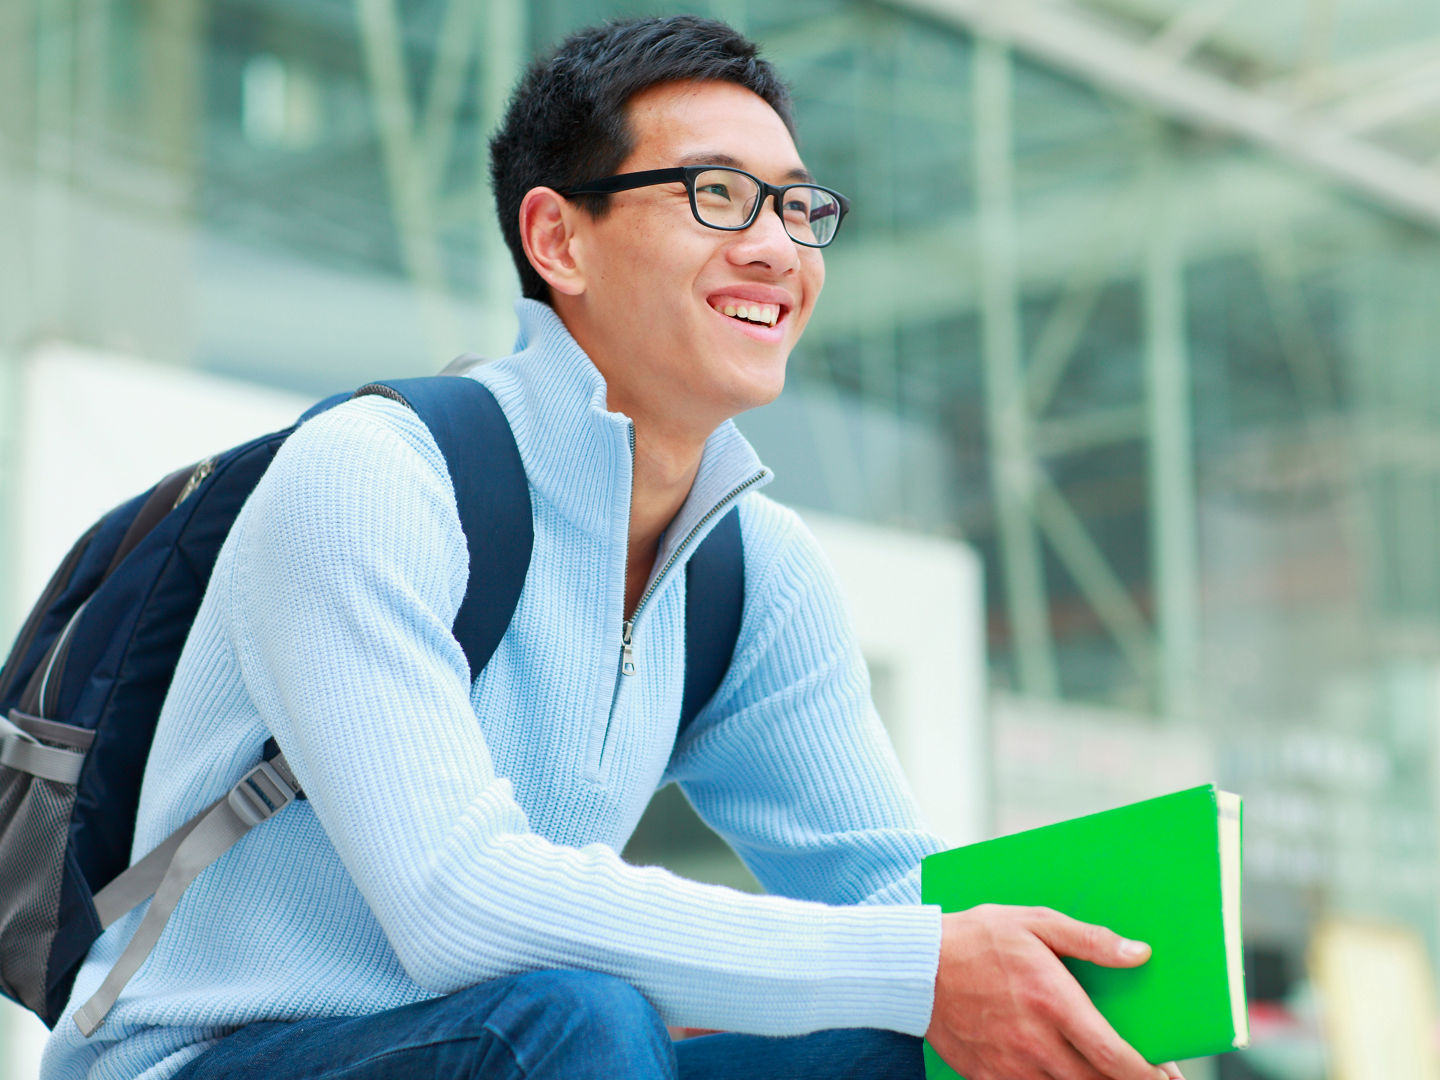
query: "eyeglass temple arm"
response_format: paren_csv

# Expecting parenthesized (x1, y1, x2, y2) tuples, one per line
(563, 168, 687, 196)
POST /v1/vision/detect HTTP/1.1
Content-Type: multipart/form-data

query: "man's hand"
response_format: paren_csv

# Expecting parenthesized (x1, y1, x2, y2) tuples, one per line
(926, 905, 1184, 1080)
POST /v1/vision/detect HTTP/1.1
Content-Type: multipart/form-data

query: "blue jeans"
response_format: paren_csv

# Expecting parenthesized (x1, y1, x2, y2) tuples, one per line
(171, 969, 923, 1079)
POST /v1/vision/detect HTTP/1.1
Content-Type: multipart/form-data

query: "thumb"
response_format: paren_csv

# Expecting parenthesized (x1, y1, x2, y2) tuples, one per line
(1030, 911, 1152, 969)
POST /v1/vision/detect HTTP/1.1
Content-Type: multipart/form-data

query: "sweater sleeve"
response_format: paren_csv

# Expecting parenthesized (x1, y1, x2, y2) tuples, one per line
(667, 500, 949, 909)
(223, 399, 941, 1038)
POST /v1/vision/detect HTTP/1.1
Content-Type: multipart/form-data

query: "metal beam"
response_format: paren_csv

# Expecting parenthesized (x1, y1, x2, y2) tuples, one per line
(885, 0, 1440, 234)
(1264, 37, 1440, 105)
(420, 0, 480, 185)
(1293, 0, 1338, 105)
(856, 24, 904, 510)
(1255, 227, 1337, 413)
(1142, 129, 1199, 721)
(811, 149, 1382, 343)
(1328, 60, 1440, 136)
(0, 0, 36, 639)
(32, 0, 74, 334)
(1144, 0, 1241, 68)
(473, 0, 525, 358)
(1032, 405, 1146, 457)
(145, 0, 200, 181)
(974, 37, 1058, 698)
(355, 0, 465, 362)
(1024, 192, 1135, 416)
(1030, 470, 1154, 683)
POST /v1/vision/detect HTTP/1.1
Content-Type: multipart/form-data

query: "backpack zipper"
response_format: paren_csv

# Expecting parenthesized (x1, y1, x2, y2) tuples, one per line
(36, 598, 89, 719)
(19, 458, 214, 721)
(0, 520, 101, 706)
(172, 458, 215, 508)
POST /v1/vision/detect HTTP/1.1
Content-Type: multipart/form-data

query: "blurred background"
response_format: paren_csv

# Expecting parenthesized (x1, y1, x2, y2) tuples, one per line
(5, 0, 1440, 1077)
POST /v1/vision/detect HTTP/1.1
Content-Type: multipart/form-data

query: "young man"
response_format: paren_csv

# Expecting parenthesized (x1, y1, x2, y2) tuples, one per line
(43, 16, 1182, 1080)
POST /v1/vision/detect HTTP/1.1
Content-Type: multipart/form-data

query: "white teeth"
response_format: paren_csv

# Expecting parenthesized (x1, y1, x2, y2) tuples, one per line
(717, 301, 781, 326)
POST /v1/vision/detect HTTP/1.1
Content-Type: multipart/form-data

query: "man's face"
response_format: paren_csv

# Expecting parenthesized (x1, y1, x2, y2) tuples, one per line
(558, 79, 825, 436)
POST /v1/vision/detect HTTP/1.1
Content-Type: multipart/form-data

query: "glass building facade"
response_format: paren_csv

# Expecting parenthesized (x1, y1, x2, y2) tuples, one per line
(5, 1, 1440, 1076)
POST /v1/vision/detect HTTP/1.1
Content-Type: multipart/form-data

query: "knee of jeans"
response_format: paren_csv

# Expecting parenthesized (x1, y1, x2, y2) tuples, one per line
(510, 969, 668, 1045)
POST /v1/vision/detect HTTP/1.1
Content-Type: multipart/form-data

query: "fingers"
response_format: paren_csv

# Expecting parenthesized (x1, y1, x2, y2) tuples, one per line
(1034, 1027, 1167, 1080)
(1043, 1030, 1125, 1080)
(1020, 908, 1167, 1079)
(1027, 908, 1151, 969)
(1045, 969, 1168, 1080)
(930, 907, 1165, 1080)
(1059, 996, 1169, 1077)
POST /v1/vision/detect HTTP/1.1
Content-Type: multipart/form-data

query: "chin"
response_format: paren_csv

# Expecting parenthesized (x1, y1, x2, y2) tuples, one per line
(725, 368, 787, 417)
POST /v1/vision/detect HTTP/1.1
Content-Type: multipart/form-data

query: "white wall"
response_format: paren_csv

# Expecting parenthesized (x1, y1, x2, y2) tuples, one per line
(12, 342, 313, 634)
(800, 511, 986, 845)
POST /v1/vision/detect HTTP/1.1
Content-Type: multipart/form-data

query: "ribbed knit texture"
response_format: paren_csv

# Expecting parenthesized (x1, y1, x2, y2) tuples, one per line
(42, 300, 946, 1080)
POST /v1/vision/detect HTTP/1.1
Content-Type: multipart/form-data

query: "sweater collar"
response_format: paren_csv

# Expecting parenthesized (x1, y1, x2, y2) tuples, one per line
(473, 300, 772, 542)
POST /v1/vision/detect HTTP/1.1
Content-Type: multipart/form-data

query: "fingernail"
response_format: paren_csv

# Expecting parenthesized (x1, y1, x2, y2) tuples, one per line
(1121, 939, 1149, 959)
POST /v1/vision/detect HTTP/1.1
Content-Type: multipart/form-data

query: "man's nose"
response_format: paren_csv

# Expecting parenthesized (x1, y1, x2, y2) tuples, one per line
(729, 198, 800, 271)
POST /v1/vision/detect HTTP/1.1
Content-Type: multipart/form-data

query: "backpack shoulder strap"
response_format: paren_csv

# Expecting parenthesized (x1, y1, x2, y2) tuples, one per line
(363, 375, 743, 726)
(355, 377, 533, 682)
(680, 507, 744, 736)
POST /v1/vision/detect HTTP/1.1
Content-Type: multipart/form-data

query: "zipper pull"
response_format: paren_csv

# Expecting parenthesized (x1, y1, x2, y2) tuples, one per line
(621, 620, 636, 676)
(172, 457, 216, 509)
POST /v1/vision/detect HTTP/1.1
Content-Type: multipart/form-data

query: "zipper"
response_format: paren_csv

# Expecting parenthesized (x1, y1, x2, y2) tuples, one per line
(592, 422, 765, 779)
(172, 457, 215, 509)
(589, 423, 639, 779)
(36, 598, 89, 719)
(613, 421, 638, 675)
(0, 519, 101, 706)
(621, 621, 635, 675)
(616, 465, 767, 677)
(16, 456, 215, 719)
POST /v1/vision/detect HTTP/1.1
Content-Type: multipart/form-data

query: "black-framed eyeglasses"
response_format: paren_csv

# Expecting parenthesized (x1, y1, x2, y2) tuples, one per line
(563, 166, 850, 248)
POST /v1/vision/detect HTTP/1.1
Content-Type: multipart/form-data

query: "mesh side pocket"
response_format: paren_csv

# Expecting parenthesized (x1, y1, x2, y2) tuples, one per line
(0, 741, 83, 1016)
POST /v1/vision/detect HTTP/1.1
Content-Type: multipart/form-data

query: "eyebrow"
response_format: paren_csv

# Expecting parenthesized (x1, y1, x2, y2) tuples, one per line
(675, 151, 814, 184)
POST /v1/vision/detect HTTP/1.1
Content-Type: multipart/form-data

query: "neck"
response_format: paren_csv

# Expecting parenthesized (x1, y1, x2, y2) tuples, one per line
(622, 411, 707, 618)
(549, 300, 722, 615)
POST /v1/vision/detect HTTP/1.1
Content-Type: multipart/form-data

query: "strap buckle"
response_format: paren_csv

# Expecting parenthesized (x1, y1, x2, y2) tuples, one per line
(226, 760, 297, 827)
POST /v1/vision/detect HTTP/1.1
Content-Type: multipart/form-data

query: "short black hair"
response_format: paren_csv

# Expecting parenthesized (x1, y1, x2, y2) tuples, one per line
(489, 16, 796, 302)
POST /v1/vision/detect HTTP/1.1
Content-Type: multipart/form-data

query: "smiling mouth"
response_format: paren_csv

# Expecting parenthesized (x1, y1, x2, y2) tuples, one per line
(710, 300, 783, 328)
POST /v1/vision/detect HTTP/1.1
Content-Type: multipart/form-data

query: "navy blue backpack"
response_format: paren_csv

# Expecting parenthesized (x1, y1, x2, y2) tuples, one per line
(0, 375, 744, 1035)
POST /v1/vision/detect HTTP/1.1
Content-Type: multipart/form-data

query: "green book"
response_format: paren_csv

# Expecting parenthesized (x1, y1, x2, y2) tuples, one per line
(921, 784, 1248, 1079)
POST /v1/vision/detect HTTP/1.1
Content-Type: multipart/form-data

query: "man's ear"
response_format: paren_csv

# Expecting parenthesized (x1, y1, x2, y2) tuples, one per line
(519, 187, 586, 297)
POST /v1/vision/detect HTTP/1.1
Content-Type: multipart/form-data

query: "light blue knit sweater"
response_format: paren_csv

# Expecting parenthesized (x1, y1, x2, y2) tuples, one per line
(43, 300, 946, 1080)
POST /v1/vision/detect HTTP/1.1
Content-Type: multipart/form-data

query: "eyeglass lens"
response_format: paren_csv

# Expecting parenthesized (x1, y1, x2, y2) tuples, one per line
(691, 168, 841, 246)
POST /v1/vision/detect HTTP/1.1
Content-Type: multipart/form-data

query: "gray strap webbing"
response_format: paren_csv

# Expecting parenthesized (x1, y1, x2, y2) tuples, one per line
(73, 755, 299, 1037)
(0, 733, 85, 784)
(93, 754, 303, 929)
(6, 710, 94, 751)
(91, 797, 219, 929)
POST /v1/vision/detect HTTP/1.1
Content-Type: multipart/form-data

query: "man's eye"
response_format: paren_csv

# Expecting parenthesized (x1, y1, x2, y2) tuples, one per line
(697, 183, 732, 200)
